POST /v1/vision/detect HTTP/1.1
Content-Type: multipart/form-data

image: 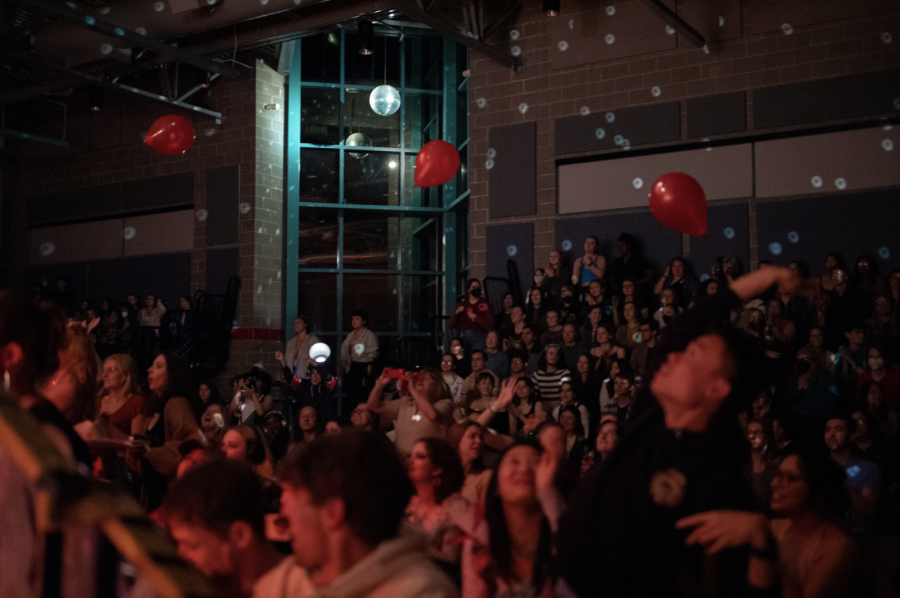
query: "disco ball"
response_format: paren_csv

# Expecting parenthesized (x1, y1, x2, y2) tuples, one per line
(346, 132, 371, 159)
(369, 84, 401, 116)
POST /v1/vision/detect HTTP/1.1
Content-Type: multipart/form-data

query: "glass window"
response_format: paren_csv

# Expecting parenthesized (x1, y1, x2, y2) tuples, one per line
(343, 274, 399, 331)
(404, 94, 441, 151)
(456, 143, 468, 194)
(299, 149, 339, 203)
(301, 87, 341, 146)
(298, 273, 338, 332)
(345, 152, 400, 206)
(405, 36, 442, 90)
(301, 33, 341, 83)
(404, 153, 443, 208)
(402, 216, 441, 272)
(343, 211, 399, 271)
(344, 32, 401, 87)
(298, 209, 338, 269)
(403, 275, 441, 333)
(344, 90, 400, 149)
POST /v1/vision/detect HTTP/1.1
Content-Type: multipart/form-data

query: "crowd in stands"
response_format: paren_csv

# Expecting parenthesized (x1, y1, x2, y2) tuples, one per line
(2, 232, 900, 598)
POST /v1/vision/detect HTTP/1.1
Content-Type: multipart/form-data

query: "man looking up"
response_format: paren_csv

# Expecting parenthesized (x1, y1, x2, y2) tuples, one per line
(163, 460, 311, 598)
(279, 431, 458, 598)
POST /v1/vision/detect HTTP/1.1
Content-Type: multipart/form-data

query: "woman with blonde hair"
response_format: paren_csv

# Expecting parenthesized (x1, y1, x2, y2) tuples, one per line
(95, 354, 146, 437)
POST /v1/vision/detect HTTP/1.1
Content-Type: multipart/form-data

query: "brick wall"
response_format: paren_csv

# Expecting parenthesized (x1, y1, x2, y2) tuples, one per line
(466, 1, 900, 278)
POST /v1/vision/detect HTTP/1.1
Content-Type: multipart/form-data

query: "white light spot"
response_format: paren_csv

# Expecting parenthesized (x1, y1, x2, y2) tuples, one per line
(614, 134, 624, 145)
(723, 227, 735, 239)
(605, 34, 615, 45)
(568, 19, 574, 30)
(883, 33, 893, 44)
(768, 242, 783, 256)
(487, 148, 496, 158)
(511, 45, 522, 57)
(595, 128, 606, 139)
(782, 23, 793, 35)
(99, 6, 111, 14)
(788, 231, 799, 243)
(260, 0, 269, 5)
(519, 103, 528, 114)
(476, 98, 486, 109)
(718, 16, 725, 27)
(510, 29, 520, 40)
(485, 159, 495, 169)
(894, 98, 900, 110)
(883, 139, 894, 151)
(558, 40, 569, 51)
(622, 140, 631, 149)
(834, 177, 847, 190)
(154, 1, 165, 11)
(700, 274, 710, 282)
(580, 106, 590, 116)
(651, 86, 661, 97)
(879, 247, 891, 260)
(810, 176, 823, 188)
(123, 227, 136, 240)
(240, 202, 251, 214)
(561, 239, 572, 251)
(196, 209, 208, 222)
(203, 127, 217, 137)
(388, 160, 397, 168)
(632, 178, 643, 189)
(354, 343, 365, 356)
(703, 44, 710, 54)
(605, 112, 615, 123)
(100, 43, 113, 55)
(605, 6, 615, 16)
(40, 242, 55, 256)
(665, 26, 675, 35)
(135, 27, 147, 36)
(507, 245, 518, 256)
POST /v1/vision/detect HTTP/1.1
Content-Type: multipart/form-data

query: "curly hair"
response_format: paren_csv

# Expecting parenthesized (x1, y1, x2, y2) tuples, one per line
(416, 437, 465, 504)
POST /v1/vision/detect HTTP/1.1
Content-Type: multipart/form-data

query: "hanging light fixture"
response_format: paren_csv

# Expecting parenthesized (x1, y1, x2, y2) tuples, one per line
(357, 20, 374, 55)
(543, 0, 560, 17)
(369, 34, 400, 116)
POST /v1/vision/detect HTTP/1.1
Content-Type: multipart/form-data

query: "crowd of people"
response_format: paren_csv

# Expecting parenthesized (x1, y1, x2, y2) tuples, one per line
(3, 232, 900, 598)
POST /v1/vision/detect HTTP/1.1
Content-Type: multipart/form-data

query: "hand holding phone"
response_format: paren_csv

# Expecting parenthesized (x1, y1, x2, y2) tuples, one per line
(385, 368, 404, 379)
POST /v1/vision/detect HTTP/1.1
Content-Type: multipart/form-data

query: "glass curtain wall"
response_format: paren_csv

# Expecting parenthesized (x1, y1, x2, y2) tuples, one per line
(288, 28, 469, 388)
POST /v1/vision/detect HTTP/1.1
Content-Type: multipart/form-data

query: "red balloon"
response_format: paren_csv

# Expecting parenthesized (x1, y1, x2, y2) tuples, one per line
(648, 172, 708, 237)
(144, 115, 195, 156)
(414, 140, 460, 188)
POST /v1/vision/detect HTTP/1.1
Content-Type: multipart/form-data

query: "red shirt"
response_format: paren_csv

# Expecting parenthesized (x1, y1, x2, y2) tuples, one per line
(448, 297, 495, 334)
(858, 369, 900, 413)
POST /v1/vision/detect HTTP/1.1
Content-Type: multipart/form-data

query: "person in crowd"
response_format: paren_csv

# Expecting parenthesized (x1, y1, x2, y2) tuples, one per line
(95, 354, 145, 437)
(654, 257, 698, 310)
(798, 326, 837, 382)
(552, 381, 590, 438)
(745, 419, 777, 508)
(164, 461, 311, 598)
(509, 378, 546, 437)
(826, 268, 870, 349)
(276, 314, 319, 383)
(609, 233, 653, 295)
(559, 285, 581, 326)
(484, 330, 509, 379)
(501, 306, 526, 352)
(812, 292, 833, 343)
(867, 295, 899, 360)
(838, 324, 869, 398)
(779, 354, 842, 430)
(765, 298, 798, 355)
(504, 350, 529, 385)
(198, 380, 225, 409)
(447, 422, 494, 504)
(406, 438, 467, 563)
(630, 319, 659, 381)
(590, 322, 625, 378)
(825, 414, 882, 532)
(496, 292, 516, 332)
(559, 405, 590, 464)
(560, 323, 588, 372)
(350, 403, 376, 432)
(531, 344, 571, 405)
(461, 350, 500, 399)
(598, 358, 627, 413)
(40, 322, 99, 427)
(449, 278, 495, 353)
(464, 372, 504, 430)
(464, 442, 557, 598)
(200, 402, 228, 446)
(325, 419, 343, 436)
(818, 252, 845, 292)
(571, 235, 606, 297)
(296, 364, 337, 422)
(117, 301, 136, 347)
(229, 371, 274, 428)
(367, 368, 453, 457)
(137, 294, 167, 328)
(676, 448, 863, 598)
(578, 279, 611, 324)
(859, 381, 898, 439)
(750, 388, 774, 425)
(615, 302, 641, 351)
(653, 287, 683, 329)
(579, 305, 604, 350)
(594, 418, 618, 462)
(525, 287, 548, 333)
(450, 338, 471, 379)
(851, 411, 899, 496)
(856, 345, 900, 412)
(890, 269, 900, 307)
(440, 353, 465, 405)
(558, 266, 798, 597)
(521, 326, 543, 374)
(97, 298, 119, 334)
(339, 309, 378, 407)
(541, 249, 572, 308)
(279, 431, 458, 597)
(854, 255, 887, 299)
(775, 275, 813, 343)
(616, 279, 649, 321)
(223, 424, 275, 479)
(293, 405, 323, 445)
(570, 354, 601, 424)
(601, 365, 636, 433)
(540, 309, 564, 347)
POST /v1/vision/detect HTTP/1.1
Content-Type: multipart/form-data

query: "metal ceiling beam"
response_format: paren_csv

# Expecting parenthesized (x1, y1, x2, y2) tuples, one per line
(387, 0, 523, 71)
(9, 0, 241, 78)
(637, 0, 705, 47)
(0, 51, 224, 120)
(0, 127, 69, 148)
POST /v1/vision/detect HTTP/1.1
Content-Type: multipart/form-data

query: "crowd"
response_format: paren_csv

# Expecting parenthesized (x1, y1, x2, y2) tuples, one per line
(2, 233, 900, 598)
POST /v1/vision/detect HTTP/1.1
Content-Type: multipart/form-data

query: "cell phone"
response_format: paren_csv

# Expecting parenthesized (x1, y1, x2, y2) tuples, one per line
(385, 368, 404, 379)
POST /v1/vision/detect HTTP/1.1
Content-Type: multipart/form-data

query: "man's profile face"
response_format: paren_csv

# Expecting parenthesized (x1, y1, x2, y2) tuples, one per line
(168, 520, 233, 578)
(650, 334, 729, 416)
(280, 485, 329, 571)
